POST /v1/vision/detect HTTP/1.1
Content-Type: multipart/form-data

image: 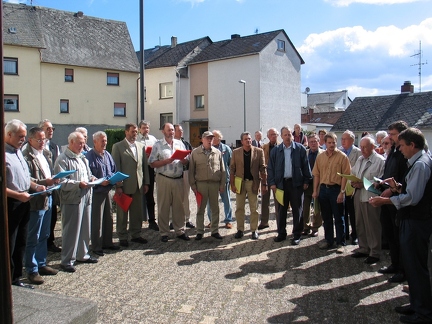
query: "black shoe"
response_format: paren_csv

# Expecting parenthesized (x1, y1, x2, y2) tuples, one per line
(161, 236, 169, 243)
(258, 223, 269, 230)
(119, 240, 129, 247)
(388, 272, 406, 283)
(169, 223, 174, 230)
(12, 281, 34, 289)
(195, 233, 203, 241)
(251, 231, 259, 240)
(351, 251, 368, 258)
(351, 238, 359, 245)
(48, 244, 62, 253)
(378, 264, 397, 274)
(291, 237, 301, 245)
(177, 234, 190, 241)
(148, 222, 159, 231)
(60, 264, 76, 273)
(93, 250, 104, 256)
(274, 235, 287, 242)
(185, 221, 196, 229)
(301, 229, 311, 236)
(131, 237, 148, 244)
(76, 257, 98, 264)
(399, 314, 432, 324)
(395, 305, 415, 315)
(211, 233, 223, 239)
(234, 230, 244, 239)
(364, 256, 380, 264)
(103, 245, 121, 250)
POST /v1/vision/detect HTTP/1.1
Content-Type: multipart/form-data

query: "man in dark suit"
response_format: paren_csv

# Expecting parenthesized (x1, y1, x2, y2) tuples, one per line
(39, 119, 62, 253)
(251, 130, 263, 148)
(112, 123, 150, 247)
(230, 132, 267, 239)
(268, 126, 312, 245)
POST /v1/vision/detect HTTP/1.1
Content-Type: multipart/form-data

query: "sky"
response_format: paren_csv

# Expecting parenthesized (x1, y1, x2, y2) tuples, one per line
(5, 0, 432, 99)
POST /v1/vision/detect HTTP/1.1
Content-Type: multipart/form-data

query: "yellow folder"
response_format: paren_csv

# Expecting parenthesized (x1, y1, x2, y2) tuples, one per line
(275, 188, 284, 206)
(234, 176, 242, 194)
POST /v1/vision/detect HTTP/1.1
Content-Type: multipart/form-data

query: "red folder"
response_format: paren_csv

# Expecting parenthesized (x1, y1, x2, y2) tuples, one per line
(170, 149, 191, 160)
(195, 191, 203, 208)
(113, 193, 133, 212)
(145, 146, 152, 155)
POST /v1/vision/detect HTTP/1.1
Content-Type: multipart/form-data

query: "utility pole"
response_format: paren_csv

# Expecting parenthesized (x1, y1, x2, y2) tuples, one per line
(139, 0, 145, 121)
(411, 41, 428, 92)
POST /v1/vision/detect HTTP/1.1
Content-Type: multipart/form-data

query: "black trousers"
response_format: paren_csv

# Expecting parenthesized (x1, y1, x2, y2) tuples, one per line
(144, 166, 156, 223)
(380, 204, 402, 270)
(277, 178, 304, 239)
(7, 198, 30, 282)
(344, 195, 357, 240)
(400, 218, 432, 319)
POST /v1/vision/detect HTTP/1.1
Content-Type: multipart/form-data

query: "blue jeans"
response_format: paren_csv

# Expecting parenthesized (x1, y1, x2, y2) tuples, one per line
(208, 182, 233, 223)
(318, 185, 345, 246)
(25, 196, 52, 273)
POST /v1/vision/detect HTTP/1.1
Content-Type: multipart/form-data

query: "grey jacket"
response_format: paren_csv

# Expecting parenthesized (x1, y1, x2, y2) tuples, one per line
(54, 148, 92, 205)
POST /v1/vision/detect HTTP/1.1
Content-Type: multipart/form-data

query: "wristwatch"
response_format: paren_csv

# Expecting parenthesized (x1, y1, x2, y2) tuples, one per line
(340, 188, 346, 194)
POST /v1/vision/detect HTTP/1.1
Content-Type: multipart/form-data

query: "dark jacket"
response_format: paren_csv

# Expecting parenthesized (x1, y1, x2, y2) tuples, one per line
(267, 141, 312, 189)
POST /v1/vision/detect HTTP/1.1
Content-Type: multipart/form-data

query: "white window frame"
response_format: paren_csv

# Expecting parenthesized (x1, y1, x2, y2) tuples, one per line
(277, 39, 286, 52)
(114, 102, 126, 117)
(159, 82, 173, 99)
(195, 95, 205, 109)
(4, 94, 19, 111)
(4, 57, 18, 75)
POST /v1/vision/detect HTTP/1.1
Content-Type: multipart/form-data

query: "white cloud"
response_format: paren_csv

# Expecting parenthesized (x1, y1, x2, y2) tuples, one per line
(4, 0, 26, 3)
(299, 18, 432, 57)
(325, 0, 425, 6)
(178, 0, 205, 6)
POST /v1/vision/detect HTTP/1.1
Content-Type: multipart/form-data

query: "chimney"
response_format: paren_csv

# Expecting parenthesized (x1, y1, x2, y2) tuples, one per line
(231, 34, 240, 39)
(401, 81, 414, 94)
(308, 108, 314, 121)
(74, 11, 84, 18)
(171, 36, 177, 48)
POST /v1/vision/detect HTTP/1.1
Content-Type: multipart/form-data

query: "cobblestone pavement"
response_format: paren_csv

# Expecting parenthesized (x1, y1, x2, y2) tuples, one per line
(34, 190, 407, 324)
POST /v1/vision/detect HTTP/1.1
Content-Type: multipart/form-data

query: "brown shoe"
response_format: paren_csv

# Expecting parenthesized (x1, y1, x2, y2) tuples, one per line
(38, 266, 58, 276)
(225, 223, 233, 229)
(27, 272, 44, 285)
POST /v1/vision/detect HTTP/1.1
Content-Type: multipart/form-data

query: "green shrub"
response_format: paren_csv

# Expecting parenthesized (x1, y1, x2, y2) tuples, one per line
(105, 128, 125, 153)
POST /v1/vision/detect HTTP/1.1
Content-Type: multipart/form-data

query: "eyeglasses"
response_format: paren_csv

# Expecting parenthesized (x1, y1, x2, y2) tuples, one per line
(32, 139, 47, 143)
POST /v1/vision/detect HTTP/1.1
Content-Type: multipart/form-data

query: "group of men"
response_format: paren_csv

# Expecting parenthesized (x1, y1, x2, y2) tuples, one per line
(6, 118, 432, 323)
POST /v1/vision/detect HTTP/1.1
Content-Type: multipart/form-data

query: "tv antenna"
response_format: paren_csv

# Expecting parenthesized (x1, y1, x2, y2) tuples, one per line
(411, 41, 427, 92)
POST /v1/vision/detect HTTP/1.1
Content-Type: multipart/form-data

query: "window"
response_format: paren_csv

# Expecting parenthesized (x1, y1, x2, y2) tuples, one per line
(107, 72, 119, 86)
(195, 95, 205, 109)
(65, 68, 74, 82)
(160, 113, 173, 129)
(114, 102, 126, 117)
(60, 99, 69, 113)
(4, 58, 18, 75)
(4, 95, 19, 111)
(277, 39, 286, 52)
(159, 82, 173, 99)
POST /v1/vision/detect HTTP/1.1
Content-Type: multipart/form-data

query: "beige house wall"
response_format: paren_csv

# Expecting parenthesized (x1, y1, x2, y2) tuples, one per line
(40, 63, 138, 126)
(189, 63, 208, 121)
(4, 45, 42, 124)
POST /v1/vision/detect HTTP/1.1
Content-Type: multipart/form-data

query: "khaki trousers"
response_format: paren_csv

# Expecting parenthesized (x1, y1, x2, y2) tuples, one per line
(235, 180, 259, 232)
(196, 181, 220, 235)
(354, 191, 382, 258)
(156, 174, 185, 237)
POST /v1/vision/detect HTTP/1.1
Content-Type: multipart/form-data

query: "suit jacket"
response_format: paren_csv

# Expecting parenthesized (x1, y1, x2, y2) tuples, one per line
(339, 145, 362, 167)
(262, 141, 281, 164)
(230, 146, 266, 194)
(22, 145, 53, 211)
(252, 139, 263, 148)
(111, 139, 150, 195)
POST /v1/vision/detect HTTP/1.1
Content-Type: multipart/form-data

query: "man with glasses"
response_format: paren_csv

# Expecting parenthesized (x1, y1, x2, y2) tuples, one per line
(39, 119, 62, 253)
(22, 127, 59, 284)
(5, 119, 45, 287)
(380, 135, 392, 158)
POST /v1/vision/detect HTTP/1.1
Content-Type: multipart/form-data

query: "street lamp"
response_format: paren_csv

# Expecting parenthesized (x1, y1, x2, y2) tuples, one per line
(239, 80, 246, 131)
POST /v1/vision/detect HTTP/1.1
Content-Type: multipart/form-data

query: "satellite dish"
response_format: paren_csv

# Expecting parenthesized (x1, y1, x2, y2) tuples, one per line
(305, 87, 310, 93)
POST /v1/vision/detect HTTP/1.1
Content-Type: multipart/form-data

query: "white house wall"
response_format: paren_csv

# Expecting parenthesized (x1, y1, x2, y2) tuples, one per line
(259, 32, 302, 137)
(207, 55, 261, 146)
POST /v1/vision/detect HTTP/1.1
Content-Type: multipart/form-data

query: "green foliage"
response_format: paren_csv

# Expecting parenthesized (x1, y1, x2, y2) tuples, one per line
(105, 128, 125, 153)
